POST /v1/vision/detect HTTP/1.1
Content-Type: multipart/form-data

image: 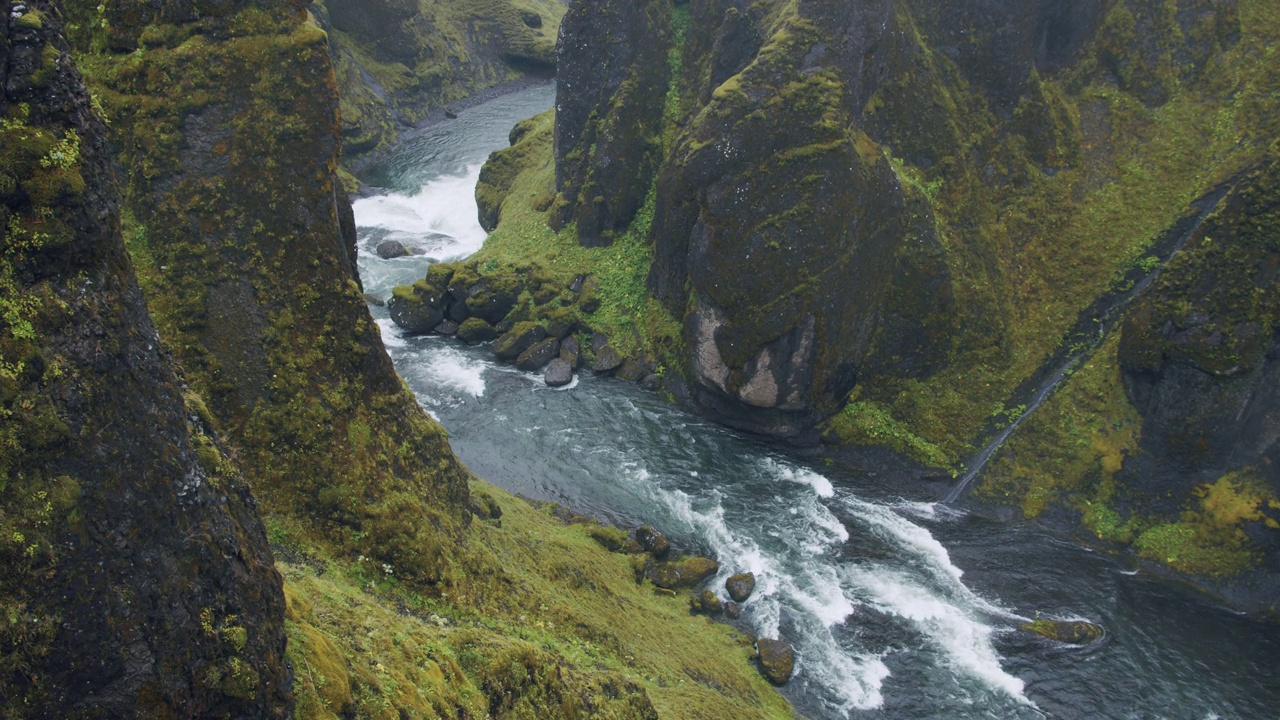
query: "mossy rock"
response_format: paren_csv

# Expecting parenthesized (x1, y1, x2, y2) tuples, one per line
(494, 321, 547, 361)
(725, 572, 755, 602)
(1020, 618, 1105, 646)
(755, 638, 795, 685)
(457, 317, 499, 345)
(646, 555, 718, 589)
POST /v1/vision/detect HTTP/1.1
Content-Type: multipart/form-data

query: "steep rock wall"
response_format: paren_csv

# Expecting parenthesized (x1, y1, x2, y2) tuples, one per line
(533, 0, 1280, 606)
(0, 2, 289, 714)
(67, 0, 474, 586)
(311, 0, 566, 162)
(552, 0, 671, 245)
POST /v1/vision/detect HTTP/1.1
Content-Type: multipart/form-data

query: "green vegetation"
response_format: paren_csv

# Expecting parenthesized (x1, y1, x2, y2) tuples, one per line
(279, 482, 793, 719)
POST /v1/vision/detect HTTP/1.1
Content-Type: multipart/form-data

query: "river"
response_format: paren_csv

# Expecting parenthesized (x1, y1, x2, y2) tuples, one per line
(351, 82, 1279, 720)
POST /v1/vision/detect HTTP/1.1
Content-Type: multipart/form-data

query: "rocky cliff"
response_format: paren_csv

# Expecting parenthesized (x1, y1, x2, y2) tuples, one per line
(470, 0, 1280, 612)
(310, 0, 566, 164)
(1, 1, 801, 717)
(0, 2, 288, 714)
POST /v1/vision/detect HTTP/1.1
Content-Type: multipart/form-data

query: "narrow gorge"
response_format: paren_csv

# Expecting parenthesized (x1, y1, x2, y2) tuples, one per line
(2, 0, 1277, 718)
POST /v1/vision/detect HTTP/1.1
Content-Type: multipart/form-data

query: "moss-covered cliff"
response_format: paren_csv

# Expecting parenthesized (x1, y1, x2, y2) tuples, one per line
(466, 0, 1280, 612)
(310, 0, 566, 164)
(0, 0, 800, 716)
(1, 2, 288, 714)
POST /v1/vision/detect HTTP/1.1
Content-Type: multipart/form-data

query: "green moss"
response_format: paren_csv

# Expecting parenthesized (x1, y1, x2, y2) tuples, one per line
(14, 8, 44, 30)
(976, 332, 1142, 519)
(276, 480, 791, 719)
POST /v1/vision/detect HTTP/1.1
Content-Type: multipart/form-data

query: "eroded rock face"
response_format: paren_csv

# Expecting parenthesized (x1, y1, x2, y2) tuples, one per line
(0, 4, 288, 714)
(648, 0, 952, 438)
(553, 0, 671, 245)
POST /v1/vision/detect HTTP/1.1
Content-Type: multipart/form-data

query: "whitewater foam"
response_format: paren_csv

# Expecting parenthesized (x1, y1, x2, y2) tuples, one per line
(352, 164, 488, 262)
(763, 457, 836, 497)
(843, 566, 1032, 705)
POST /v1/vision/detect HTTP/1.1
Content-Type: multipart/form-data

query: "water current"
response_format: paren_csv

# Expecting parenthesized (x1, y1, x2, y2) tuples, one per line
(352, 83, 1280, 720)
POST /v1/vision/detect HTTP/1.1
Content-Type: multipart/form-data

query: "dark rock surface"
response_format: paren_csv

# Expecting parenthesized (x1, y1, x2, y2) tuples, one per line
(376, 239, 409, 259)
(725, 572, 756, 602)
(495, 322, 548, 361)
(0, 5, 288, 714)
(756, 639, 795, 685)
(635, 525, 671, 558)
(592, 345, 625, 374)
(545, 358, 574, 387)
(457, 317, 499, 344)
(646, 556, 719, 589)
(553, 0, 671, 245)
(516, 337, 561, 371)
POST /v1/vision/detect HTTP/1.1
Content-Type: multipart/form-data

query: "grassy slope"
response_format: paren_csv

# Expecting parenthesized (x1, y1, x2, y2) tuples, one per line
(277, 482, 794, 720)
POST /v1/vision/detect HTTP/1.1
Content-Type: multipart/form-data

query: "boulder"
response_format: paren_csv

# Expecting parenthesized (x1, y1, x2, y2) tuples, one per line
(521, 11, 542, 28)
(363, 293, 385, 307)
(516, 337, 560, 371)
(725, 572, 756, 602)
(756, 639, 795, 685)
(592, 344, 624, 374)
(646, 556, 719, 590)
(616, 357, 651, 382)
(1020, 618, 1105, 645)
(388, 284, 444, 333)
(433, 319, 458, 336)
(691, 589, 724, 615)
(634, 525, 670, 558)
(560, 336, 581, 368)
(457, 317, 498, 344)
(494, 323, 547, 361)
(545, 358, 574, 387)
(464, 276, 519, 324)
(376, 240, 409, 259)
(725, 602, 743, 619)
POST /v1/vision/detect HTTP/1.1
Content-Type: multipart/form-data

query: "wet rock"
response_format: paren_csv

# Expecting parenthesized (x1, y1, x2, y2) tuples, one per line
(545, 358, 574, 387)
(444, 106, 458, 119)
(388, 285, 444, 333)
(457, 317, 498, 344)
(640, 373, 662, 390)
(634, 525, 670, 558)
(691, 589, 724, 615)
(494, 322, 547, 361)
(646, 556, 719, 590)
(725, 601, 743, 619)
(725, 572, 756, 602)
(433, 319, 458, 336)
(616, 357, 651, 382)
(516, 337, 560, 371)
(592, 344, 624, 374)
(756, 638, 795, 685)
(1020, 618, 1105, 645)
(464, 276, 519, 324)
(363, 293, 385, 307)
(560, 336, 581, 368)
(376, 240, 409, 259)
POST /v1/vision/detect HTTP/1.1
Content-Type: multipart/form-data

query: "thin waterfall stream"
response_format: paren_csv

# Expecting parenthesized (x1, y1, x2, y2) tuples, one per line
(350, 84, 1280, 720)
(943, 183, 1235, 505)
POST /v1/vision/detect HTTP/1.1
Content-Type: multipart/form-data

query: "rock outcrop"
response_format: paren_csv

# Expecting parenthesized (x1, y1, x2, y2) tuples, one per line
(0, 3, 288, 714)
(552, 0, 671, 245)
(311, 0, 566, 162)
(68, 0, 473, 587)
